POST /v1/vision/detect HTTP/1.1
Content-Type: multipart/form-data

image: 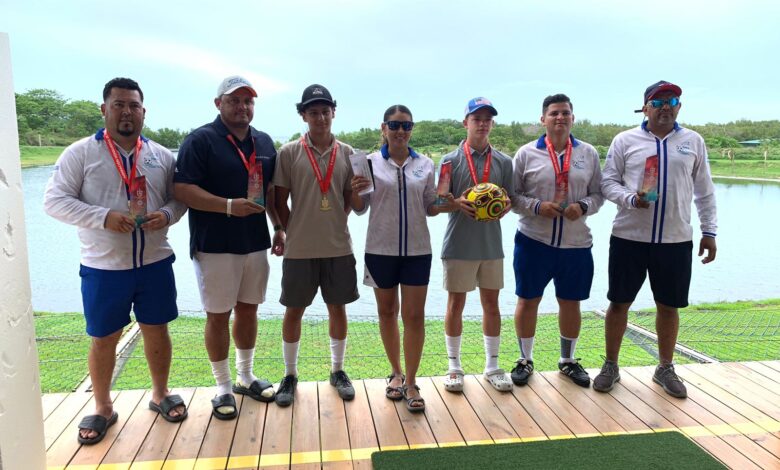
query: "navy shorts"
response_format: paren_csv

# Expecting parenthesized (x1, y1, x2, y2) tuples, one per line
(607, 236, 693, 308)
(513, 231, 594, 301)
(80, 255, 178, 338)
(364, 253, 432, 289)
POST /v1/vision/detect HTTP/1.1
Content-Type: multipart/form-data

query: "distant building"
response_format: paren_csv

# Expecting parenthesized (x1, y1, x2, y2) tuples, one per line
(739, 139, 763, 147)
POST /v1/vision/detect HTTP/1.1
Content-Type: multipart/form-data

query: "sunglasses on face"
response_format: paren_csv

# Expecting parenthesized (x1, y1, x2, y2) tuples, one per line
(649, 97, 680, 108)
(385, 120, 414, 131)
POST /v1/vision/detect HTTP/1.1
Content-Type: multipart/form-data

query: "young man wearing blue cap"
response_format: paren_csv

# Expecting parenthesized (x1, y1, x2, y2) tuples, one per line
(440, 98, 514, 393)
(594, 80, 718, 398)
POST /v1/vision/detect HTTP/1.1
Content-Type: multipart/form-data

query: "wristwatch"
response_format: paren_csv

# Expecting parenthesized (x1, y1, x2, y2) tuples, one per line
(273, 224, 284, 232)
(577, 201, 588, 214)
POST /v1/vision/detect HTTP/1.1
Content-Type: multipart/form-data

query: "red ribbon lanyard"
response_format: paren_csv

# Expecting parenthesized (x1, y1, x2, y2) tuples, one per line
(544, 135, 572, 179)
(463, 141, 492, 185)
(226, 134, 257, 171)
(104, 130, 143, 188)
(301, 134, 339, 194)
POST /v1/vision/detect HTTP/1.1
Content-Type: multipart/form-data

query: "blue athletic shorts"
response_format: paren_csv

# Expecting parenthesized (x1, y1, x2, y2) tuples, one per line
(513, 231, 594, 301)
(80, 255, 178, 337)
(607, 235, 692, 308)
(364, 253, 432, 289)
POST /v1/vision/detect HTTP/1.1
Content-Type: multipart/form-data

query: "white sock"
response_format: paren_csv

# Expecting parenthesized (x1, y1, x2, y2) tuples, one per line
(330, 337, 347, 372)
(283, 340, 300, 377)
(559, 336, 578, 364)
(210, 358, 232, 396)
(446, 335, 462, 371)
(519, 337, 535, 361)
(235, 348, 258, 386)
(484, 335, 500, 374)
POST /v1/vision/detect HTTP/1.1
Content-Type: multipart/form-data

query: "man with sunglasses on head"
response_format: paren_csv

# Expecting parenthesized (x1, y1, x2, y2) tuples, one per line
(440, 97, 515, 394)
(272, 84, 358, 407)
(594, 81, 717, 399)
(174, 76, 281, 420)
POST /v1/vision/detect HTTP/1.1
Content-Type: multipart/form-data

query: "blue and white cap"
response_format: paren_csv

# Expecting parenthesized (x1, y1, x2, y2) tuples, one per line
(464, 97, 498, 117)
(216, 75, 257, 98)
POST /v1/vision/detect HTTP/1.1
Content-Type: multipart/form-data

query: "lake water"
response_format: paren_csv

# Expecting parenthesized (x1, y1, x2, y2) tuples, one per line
(22, 166, 780, 316)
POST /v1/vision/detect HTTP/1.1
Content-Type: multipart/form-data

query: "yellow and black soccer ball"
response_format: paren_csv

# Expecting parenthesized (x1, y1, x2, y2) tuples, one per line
(465, 183, 508, 221)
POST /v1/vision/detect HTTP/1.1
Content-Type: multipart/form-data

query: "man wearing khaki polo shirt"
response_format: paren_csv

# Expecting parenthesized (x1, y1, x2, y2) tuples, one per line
(272, 84, 358, 406)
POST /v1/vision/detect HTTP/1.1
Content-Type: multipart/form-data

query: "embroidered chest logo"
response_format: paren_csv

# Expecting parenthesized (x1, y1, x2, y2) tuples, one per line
(144, 152, 162, 168)
(412, 167, 425, 178)
(676, 141, 692, 154)
(572, 156, 586, 169)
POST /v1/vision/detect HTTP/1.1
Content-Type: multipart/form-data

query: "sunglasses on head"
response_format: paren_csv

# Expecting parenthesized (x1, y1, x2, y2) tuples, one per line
(649, 97, 680, 108)
(385, 120, 414, 131)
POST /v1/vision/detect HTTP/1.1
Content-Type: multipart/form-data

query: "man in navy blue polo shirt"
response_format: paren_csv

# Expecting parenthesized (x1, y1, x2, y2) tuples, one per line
(174, 76, 284, 420)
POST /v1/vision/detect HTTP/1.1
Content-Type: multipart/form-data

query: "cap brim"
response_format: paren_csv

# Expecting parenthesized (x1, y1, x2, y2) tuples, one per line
(300, 98, 335, 107)
(222, 85, 258, 97)
(634, 108, 644, 113)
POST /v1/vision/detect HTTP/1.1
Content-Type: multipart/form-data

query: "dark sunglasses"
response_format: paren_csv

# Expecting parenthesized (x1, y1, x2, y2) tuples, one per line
(649, 97, 680, 108)
(385, 120, 414, 131)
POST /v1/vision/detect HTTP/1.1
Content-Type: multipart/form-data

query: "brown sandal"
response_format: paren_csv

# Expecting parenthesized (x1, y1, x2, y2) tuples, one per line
(403, 384, 425, 412)
(385, 373, 405, 401)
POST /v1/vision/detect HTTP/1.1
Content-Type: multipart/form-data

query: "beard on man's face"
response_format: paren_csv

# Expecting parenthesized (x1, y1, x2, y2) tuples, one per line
(117, 128, 134, 137)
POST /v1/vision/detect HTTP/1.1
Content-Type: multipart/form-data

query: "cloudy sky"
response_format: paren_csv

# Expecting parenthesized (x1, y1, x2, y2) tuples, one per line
(2, 0, 779, 142)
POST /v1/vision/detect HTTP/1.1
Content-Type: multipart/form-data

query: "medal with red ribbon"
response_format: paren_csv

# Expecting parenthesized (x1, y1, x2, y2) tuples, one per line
(227, 134, 265, 205)
(301, 134, 339, 211)
(463, 141, 492, 185)
(104, 130, 146, 225)
(544, 135, 572, 207)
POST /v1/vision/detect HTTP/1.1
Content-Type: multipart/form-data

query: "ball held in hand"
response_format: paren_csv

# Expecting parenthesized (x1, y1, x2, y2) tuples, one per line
(465, 183, 508, 221)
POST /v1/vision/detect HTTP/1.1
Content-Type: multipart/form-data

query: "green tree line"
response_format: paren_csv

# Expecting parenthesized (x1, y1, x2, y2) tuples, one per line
(16, 88, 780, 157)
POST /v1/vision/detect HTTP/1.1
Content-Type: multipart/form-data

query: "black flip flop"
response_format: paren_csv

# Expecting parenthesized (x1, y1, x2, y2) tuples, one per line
(211, 393, 237, 420)
(77, 411, 118, 445)
(149, 394, 188, 423)
(233, 379, 275, 402)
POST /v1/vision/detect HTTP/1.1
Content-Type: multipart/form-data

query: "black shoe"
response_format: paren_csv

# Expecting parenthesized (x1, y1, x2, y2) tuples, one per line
(510, 359, 534, 386)
(558, 359, 591, 387)
(593, 359, 620, 393)
(275, 375, 298, 407)
(330, 370, 355, 401)
(653, 364, 687, 398)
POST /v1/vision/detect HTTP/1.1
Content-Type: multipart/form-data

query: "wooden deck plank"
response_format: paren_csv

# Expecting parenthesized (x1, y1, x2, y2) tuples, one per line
(363, 378, 407, 450)
(343, 380, 379, 469)
(46, 391, 117, 469)
(723, 362, 780, 398)
(740, 361, 780, 384)
(430, 375, 492, 444)
(526, 374, 599, 437)
(68, 389, 145, 467)
(258, 388, 293, 470)
(44, 391, 93, 450)
(415, 377, 464, 446)
(475, 375, 546, 440)
(538, 372, 625, 434)
(627, 367, 780, 469)
(460, 375, 518, 442)
(391, 387, 437, 448)
(196, 394, 243, 469)
(318, 380, 353, 470)
(161, 387, 215, 470)
(130, 388, 195, 469)
(760, 360, 780, 373)
(289, 381, 321, 469)
(683, 363, 780, 420)
(99, 390, 155, 468)
(225, 389, 268, 470)
(510, 380, 573, 438)
(42, 392, 69, 420)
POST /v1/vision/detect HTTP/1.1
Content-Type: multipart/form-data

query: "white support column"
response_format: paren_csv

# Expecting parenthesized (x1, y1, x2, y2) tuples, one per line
(0, 32, 47, 470)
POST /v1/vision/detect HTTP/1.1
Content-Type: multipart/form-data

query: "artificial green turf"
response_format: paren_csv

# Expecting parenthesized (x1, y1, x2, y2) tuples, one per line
(371, 432, 726, 470)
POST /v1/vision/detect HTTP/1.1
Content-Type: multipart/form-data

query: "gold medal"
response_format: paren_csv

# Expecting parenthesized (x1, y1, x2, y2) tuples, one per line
(320, 194, 332, 211)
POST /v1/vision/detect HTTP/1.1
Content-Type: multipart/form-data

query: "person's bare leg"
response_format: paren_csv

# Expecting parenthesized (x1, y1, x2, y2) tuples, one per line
(282, 307, 306, 343)
(205, 311, 231, 362)
(655, 302, 679, 364)
(400, 284, 427, 402)
(604, 302, 631, 362)
(232, 301, 258, 350)
(558, 299, 581, 339)
(327, 304, 348, 341)
(140, 323, 184, 419)
(514, 297, 541, 338)
(375, 287, 403, 382)
(81, 328, 122, 440)
(445, 292, 466, 337)
(479, 288, 501, 337)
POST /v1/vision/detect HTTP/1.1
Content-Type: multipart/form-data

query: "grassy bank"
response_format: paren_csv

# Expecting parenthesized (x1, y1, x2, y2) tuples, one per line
(708, 158, 780, 180)
(20, 145, 64, 168)
(35, 298, 780, 392)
